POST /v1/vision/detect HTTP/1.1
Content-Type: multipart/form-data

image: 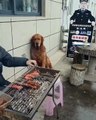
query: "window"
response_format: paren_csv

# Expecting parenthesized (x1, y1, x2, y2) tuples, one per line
(0, 0, 41, 16)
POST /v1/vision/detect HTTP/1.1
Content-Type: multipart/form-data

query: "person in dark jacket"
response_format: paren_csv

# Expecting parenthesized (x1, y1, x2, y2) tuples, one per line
(0, 46, 37, 88)
(70, 0, 95, 26)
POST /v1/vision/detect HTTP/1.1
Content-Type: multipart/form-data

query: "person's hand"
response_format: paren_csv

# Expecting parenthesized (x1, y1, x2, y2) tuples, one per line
(70, 20, 74, 24)
(26, 60, 37, 67)
(91, 21, 95, 26)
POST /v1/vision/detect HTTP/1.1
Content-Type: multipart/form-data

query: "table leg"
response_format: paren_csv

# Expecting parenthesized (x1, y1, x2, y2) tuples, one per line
(85, 56, 96, 81)
(73, 51, 83, 64)
(87, 57, 96, 74)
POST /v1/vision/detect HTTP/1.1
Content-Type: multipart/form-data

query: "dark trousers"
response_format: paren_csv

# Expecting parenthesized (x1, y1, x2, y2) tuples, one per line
(0, 74, 10, 90)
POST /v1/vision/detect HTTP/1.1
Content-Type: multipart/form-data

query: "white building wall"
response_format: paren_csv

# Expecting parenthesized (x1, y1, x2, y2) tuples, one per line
(88, 0, 96, 17)
(0, 0, 62, 82)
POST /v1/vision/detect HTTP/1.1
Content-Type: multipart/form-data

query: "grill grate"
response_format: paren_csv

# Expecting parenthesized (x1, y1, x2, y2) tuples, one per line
(6, 81, 49, 114)
(4, 67, 60, 119)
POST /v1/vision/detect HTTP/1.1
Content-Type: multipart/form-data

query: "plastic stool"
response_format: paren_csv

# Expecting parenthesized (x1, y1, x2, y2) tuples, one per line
(42, 77, 63, 116)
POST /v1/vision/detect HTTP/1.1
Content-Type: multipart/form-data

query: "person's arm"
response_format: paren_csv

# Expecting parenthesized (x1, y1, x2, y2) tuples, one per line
(89, 11, 95, 26)
(70, 11, 77, 24)
(89, 11, 95, 22)
(0, 46, 36, 67)
(70, 11, 76, 20)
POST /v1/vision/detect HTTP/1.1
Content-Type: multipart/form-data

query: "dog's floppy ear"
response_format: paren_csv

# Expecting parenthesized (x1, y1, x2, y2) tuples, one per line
(30, 35, 35, 46)
(41, 35, 44, 46)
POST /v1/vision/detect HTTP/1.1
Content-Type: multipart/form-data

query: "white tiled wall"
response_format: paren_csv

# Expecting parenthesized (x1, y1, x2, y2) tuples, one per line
(44, 37, 50, 52)
(14, 67, 29, 80)
(45, 0, 51, 18)
(51, 19, 61, 34)
(53, 0, 62, 2)
(50, 1, 62, 18)
(11, 16, 36, 22)
(0, 17, 10, 22)
(50, 33, 60, 50)
(0, 23, 12, 51)
(8, 76, 15, 83)
(12, 21, 37, 48)
(0, 0, 62, 82)
(13, 44, 30, 73)
(37, 20, 50, 37)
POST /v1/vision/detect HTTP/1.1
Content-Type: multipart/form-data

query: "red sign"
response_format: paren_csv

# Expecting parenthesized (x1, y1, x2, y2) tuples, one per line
(72, 35, 88, 41)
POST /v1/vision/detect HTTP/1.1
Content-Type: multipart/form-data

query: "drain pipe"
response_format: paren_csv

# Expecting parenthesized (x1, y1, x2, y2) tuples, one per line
(60, 0, 67, 50)
(60, 0, 64, 50)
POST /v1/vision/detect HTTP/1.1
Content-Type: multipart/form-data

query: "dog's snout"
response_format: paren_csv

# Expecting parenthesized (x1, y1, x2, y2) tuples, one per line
(35, 42, 39, 47)
(36, 42, 38, 46)
(34, 42, 40, 49)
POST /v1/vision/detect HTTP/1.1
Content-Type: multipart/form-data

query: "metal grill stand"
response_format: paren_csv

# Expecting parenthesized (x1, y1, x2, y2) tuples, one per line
(3, 67, 60, 120)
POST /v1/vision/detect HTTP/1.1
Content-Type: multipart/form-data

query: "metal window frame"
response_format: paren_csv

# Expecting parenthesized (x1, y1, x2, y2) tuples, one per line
(0, 0, 42, 16)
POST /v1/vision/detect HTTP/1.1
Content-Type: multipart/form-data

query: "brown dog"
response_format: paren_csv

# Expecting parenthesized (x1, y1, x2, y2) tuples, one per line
(30, 34, 52, 68)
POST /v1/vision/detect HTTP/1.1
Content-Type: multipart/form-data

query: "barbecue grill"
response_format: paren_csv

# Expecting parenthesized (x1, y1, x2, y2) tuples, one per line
(3, 67, 60, 120)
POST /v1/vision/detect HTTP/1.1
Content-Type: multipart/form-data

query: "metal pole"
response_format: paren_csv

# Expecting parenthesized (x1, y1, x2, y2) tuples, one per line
(60, 0, 64, 50)
(60, 0, 68, 50)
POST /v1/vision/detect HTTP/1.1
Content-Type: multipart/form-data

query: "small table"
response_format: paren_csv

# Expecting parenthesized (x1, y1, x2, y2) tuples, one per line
(76, 43, 96, 82)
